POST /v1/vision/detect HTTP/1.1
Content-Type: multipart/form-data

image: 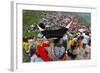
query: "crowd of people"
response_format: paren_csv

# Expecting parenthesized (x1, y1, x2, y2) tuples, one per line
(23, 12, 91, 62)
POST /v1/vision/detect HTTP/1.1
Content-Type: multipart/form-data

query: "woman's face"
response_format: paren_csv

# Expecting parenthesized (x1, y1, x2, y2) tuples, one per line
(72, 49, 78, 55)
(37, 38, 43, 43)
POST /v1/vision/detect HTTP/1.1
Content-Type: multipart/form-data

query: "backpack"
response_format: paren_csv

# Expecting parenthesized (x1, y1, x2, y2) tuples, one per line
(53, 44, 65, 59)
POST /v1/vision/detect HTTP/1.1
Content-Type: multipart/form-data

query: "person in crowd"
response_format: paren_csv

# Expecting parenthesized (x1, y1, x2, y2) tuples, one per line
(84, 39, 91, 59)
(23, 37, 30, 53)
(82, 31, 90, 49)
(36, 33, 52, 61)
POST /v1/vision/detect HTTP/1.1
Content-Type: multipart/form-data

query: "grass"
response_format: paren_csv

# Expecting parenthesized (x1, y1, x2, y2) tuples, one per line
(23, 10, 43, 38)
